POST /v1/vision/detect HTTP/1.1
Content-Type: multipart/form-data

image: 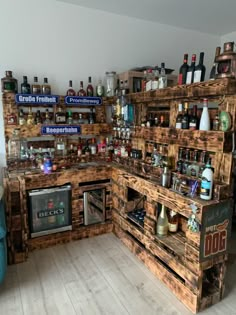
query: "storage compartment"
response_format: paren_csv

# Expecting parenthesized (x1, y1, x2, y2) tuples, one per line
(28, 184, 72, 238)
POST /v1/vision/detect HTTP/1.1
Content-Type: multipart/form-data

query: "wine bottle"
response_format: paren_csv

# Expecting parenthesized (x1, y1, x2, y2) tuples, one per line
(66, 80, 76, 96)
(86, 76, 94, 96)
(181, 102, 189, 129)
(77, 81, 86, 96)
(167, 210, 179, 233)
(176, 103, 183, 129)
(193, 52, 206, 83)
(156, 204, 169, 236)
(200, 158, 213, 200)
(178, 54, 189, 85)
(189, 105, 198, 130)
(199, 98, 210, 131)
(186, 54, 196, 84)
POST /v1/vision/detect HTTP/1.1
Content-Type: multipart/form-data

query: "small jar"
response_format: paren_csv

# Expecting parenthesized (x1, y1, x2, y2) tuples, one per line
(105, 71, 116, 97)
(1, 71, 18, 93)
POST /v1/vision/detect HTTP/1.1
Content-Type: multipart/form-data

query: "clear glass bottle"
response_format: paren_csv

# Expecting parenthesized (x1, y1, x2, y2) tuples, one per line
(158, 63, 167, 89)
(8, 128, 21, 159)
(55, 137, 67, 156)
(41, 77, 51, 95)
(32, 76, 41, 94)
(96, 79, 105, 97)
(156, 204, 169, 236)
(1, 71, 18, 93)
(161, 166, 171, 188)
(187, 150, 200, 177)
(26, 107, 34, 125)
(105, 71, 116, 96)
(167, 210, 179, 233)
(176, 104, 183, 129)
(182, 149, 191, 175)
(43, 109, 52, 125)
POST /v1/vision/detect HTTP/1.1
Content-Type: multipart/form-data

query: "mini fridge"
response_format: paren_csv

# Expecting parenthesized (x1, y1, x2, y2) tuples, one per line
(28, 184, 72, 238)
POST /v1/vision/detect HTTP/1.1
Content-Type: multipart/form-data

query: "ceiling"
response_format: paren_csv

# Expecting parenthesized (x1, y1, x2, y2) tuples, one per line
(57, 0, 236, 36)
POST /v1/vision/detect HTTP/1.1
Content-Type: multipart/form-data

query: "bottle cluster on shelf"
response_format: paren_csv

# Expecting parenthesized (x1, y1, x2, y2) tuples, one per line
(6, 106, 97, 126)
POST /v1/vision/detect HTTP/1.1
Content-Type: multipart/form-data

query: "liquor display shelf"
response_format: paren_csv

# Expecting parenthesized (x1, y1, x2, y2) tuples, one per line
(112, 167, 231, 313)
(133, 126, 233, 153)
(103, 78, 236, 104)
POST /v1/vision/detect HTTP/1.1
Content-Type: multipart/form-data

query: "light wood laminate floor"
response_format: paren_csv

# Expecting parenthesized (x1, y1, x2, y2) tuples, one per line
(0, 232, 236, 315)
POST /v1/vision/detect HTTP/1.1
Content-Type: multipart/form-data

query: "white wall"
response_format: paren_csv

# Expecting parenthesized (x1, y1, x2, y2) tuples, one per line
(221, 31, 236, 46)
(0, 0, 220, 179)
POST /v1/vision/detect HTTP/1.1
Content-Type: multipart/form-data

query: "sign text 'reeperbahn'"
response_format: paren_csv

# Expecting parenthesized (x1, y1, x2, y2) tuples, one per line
(65, 96, 102, 105)
(15, 94, 59, 105)
(41, 125, 81, 135)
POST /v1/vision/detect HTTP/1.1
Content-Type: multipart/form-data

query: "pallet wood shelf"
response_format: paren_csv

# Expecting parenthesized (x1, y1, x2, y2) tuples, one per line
(2, 78, 236, 313)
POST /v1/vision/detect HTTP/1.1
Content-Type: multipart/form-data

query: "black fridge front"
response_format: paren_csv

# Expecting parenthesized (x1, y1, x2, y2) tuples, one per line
(28, 184, 72, 238)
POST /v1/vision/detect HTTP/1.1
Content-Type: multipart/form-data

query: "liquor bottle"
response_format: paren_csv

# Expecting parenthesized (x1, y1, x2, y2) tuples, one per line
(175, 103, 183, 129)
(212, 113, 220, 131)
(158, 115, 166, 127)
(55, 137, 66, 156)
(96, 79, 105, 97)
(42, 77, 51, 95)
(156, 204, 169, 236)
(78, 113, 85, 124)
(34, 110, 42, 125)
(6, 108, 17, 125)
(161, 166, 171, 188)
(68, 144, 75, 155)
(193, 52, 206, 83)
(198, 150, 208, 178)
(66, 80, 76, 96)
(83, 140, 91, 157)
(200, 158, 213, 200)
(88, 108, 95, 124)
(167, 210, 179, 233)
(152, 67, 159, 90)
(21, 76, 31, 94)
(186, 54, 196, 84)
(55, 106, 66, 124)
(178, 54, 189, 85)
(19, 109, 26, 125)
(199, 98, 210, 131)
(86, 76, 94, 96)
(77, 138, 83, 157)
(187, 150, 200, 177)
(89, 138, 97, 155)
(1, 71, 18, 93)
(26, 107, 34, 125)
(176, 147, 184, 174)
(145, 69, 153, 91)
(158, 62, 167, 89)
(8, 128, 21, 159)
(32, 77, 41, 94)
(43, 109, 52, 125)
(209, 47, 220, 80)
(77, 81, 86, 96)
(182, 149, 190, 175)
(189, 105, 198, 130)
(67, 110, 73, 125)
(181, 102, 189, 129)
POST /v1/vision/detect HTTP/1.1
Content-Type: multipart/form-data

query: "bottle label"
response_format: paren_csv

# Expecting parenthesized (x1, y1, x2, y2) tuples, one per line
(57, 144, 65, 150)
(186, 72, 192, 84)
(189, 122, 197, 130)
(32, 87, 41, 94)
(3, 81, 16, 92)
(151, 80, 158, 90)
(21, 86, 31, 94)
(157, 225, 168, 236)
(146, 80, 152, 91)
(168, 223, 178, 232)
(190, 167, 197, 177)
(193, 70, 201, 83)
(42, 87, 51, 95)
(56, 115, 66, 123)
(200, 179, 211, 196)
(175, 122, 182, 129)
(178, 74, 183, 85)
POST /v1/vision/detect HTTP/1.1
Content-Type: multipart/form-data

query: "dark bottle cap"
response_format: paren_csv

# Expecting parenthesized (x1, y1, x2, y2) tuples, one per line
(69, 80, 73, 87)
(23, 76, 28, 81)
(44, 78, 48, 84)
(80, 81, 83, 86)
(34, 76, 38, 83)
(161, 62, 165, 68)
(88, 76, 92, 83)
(6, 71, 12, 77)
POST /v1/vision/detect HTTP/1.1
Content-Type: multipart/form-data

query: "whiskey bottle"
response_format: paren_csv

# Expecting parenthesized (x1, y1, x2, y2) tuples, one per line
(1, 71, 18, 93)
(19, 109, 26, 125)
(55, 137, 67, 156)
(26, 107, 34, 125)
(77, 81, 86, 96)
(167, 210, 179, 233)
(43, 109, 52, 125)
(21, 76, 31, 94)
(175, 103, 183, 129)
(176, 147, 184, 174)
(86, 76, 94, 96)
(66, 80, 76, 96)
(181, 102, 189, 129)
(55, 106, 66, 124)
(32, 77, 41, 94)
(182, 149, 190, 175)
(187, 150, 200, 177)
(156, 204, 169, 236)
(34, 110, 42, 125)
(42, 77, 51, 95)
(189, 105, 198, 130)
